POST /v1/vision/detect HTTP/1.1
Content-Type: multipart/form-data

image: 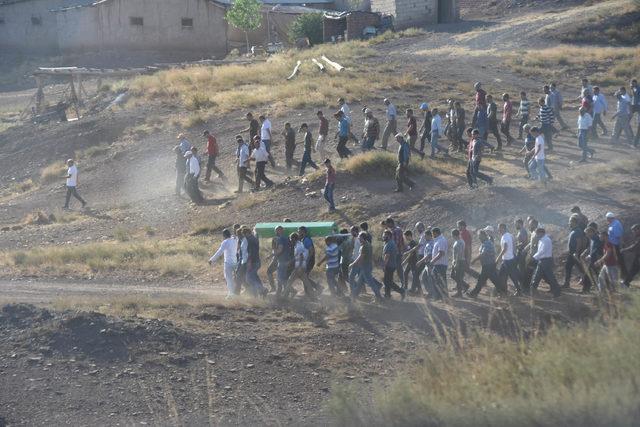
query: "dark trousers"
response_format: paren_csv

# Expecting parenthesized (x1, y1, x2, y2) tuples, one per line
(205, 155, 223, 180)
(499, 258, 521, 292)
(403, 261, 420, 291)
(383, 266, 404, 297)
(466, 160, 492, 187)
(285, 147, 295, 170)
(470, 263, 503, 296)
(337, 136, 352, 158)
(613, 244, 628, 282)
(500, 120, 514, 145)
(419, 125, 431, 152)
(624, 255, 639, 286)
(254, 161, 273, 189)
(564, 254, 579, 287)
(591, 113, 608, 137)
(518, 114, 529, 138)
(395, 164, 415, 191)
(185, 173, 203, 203)
(582, 262, 599, 292)
(542, 123, 553, 149)
(237, 166, 253, 192)
(488, 119, 503, 149)
(299, 151, 318, 175)
(64, 186, 86, 208)
(451, 264, 467, 293)
(530, 258, 561, 296)
(431, 264, 448, 299)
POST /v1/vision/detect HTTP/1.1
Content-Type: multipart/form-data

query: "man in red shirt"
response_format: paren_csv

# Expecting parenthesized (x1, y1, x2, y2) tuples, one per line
(405, 108, 424, 158)
(203, 130, 224, 181)
(597, 231, 619, 293)
(501, 93, 515, 146)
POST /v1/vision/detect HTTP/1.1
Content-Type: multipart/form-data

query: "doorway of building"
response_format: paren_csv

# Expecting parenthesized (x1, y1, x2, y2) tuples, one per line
(438, 0, 451, 23)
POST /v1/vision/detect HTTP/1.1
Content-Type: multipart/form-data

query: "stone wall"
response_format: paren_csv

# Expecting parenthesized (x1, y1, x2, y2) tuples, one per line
(369, 0, 441, 29)
(54, 0, 228, 56)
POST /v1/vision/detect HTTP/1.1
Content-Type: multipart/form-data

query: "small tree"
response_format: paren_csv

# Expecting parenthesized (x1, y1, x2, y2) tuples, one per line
(288, 13, 324, 46)
(226, 0, 263, 54)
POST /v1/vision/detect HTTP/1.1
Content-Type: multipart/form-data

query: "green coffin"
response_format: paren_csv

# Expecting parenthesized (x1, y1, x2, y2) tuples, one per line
(254, 222, 338, 239)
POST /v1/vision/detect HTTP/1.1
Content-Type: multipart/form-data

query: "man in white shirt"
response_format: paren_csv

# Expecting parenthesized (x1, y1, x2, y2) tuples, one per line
(284, 232, 315, 299)
(259, 115, 276, 167)
(235, 135, 253, 193)
(209, 229, 238, 298)
(429, 108, 449, 158)
(530, 227, 562, 297)
(577, 107, 595, 162)
(249, 137, 274, 191)
(496, 223, 522, 296)
(381, 98, 397, 150)
(63, 158, 87, 209)
(528, 127, 548, 184)
(184, 148, 203, 203)
(612, 87, 634, 144)
(426, 227, 448, 300)
(591, 86, 608, 138)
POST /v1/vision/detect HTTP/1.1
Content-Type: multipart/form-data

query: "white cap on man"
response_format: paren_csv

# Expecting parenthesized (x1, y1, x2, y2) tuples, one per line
(606, 212, 615, 219)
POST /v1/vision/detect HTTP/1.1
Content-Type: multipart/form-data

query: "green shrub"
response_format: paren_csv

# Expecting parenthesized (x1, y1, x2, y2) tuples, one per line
(344, 151, 427, 177)
(288, 13, 324, 45)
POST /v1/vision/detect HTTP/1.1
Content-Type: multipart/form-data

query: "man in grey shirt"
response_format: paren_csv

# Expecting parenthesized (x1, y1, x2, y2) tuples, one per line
(381, 98, 397, 150)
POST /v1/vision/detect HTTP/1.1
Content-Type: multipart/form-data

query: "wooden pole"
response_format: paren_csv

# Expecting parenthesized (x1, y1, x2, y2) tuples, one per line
(286, 60, 302, 80)
(311, 58, 325, 72)
(321, 55, 345, 72)
(35, 76, 44, 114)
(69, 76, 80, 119)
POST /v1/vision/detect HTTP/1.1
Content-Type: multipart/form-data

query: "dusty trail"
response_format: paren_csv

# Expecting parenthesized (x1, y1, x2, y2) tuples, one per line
(0, 279, 224, 305)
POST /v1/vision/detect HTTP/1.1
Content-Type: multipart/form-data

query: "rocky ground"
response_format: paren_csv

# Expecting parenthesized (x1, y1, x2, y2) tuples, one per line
(1, 1, 639, 425)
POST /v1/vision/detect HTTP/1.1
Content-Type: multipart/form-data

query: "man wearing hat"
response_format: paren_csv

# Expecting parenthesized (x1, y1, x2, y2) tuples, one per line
(62, 158, 87, 209)
(203, 130, 224, 182)
(606, 212, 627, 282)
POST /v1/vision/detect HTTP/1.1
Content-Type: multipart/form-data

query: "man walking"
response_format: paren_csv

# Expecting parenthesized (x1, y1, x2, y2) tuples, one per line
(577, 107, 595, 162)
(418, 102, 432, 154)
(299, 123, 319, 175)
(62, 159, 87, 209)
(606, 212, 627, 283)
(361, 108, 380, 151)
(250, 137, 274, 191)
(596, 231, 619, 293)
(395, 134, 415, 192)
(501, 93, 515, 146)
(630, 79, 640, 146)
(283, 122, 297, 171)
(430, 108, 449, 158)
(611, 87, 634, 144)
(381, 229, 406, 300)
(259, 115, 276, 167)
(203, 130, 224, 181)
(591, 86, 608, 139)
(549, 83, 568, 130)
(316, 110, 329, 160)
(530, 227, 562, 297)
(317, 236, 343, 296)
(209, 229, 238, 299)
(621, 224, 640, 288)
(497, 223, 522, 296)
(333, 111, 352, 158)
(468, 229, 504, 298)
(486, 95, 503, 150)
(517, 91, 530, 139)
(563, 215, 588, 289)
(381, 98, 398, 150)
(467, 129, 493, 187)
(235, 136, 253, 193)
(244, 227, 267, 297)
(273, 226, 292, 296)
(427, 227, 449, 300)
(405, 108, 424, 157)
(243, 113, 260, 150)
(174, 145, 186, 196)
(537, 97, 555, 150)
(184, 148, 203, 204)
(450, 229, 467, 297)
(528, 127, 548, 185)
(349, 231, 384, 301)
(323, 158, 336, 212)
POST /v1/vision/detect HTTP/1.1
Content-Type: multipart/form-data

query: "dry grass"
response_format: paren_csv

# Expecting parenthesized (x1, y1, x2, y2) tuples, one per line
(39, 161, 67, 185)
(506, 45, 640, 90)
(0, 237, 212, 277)
(130, 41, 419, 121)
(331, 295, 640, 427)
(343, 151, 429, 177)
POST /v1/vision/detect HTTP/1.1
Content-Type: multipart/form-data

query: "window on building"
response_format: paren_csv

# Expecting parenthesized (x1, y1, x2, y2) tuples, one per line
(181, 18, 193, 29)
(130, 16, 143, 26)
(31, 16, 42, 25)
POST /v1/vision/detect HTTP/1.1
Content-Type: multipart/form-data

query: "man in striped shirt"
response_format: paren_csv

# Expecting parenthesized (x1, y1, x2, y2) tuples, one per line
(537, 97, 555, 150)
(517, 91, 530, 139)
(317, 236, 342, 296)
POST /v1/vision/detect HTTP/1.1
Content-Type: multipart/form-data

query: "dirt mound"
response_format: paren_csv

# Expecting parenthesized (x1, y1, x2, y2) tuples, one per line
(0, 303, 53, 328)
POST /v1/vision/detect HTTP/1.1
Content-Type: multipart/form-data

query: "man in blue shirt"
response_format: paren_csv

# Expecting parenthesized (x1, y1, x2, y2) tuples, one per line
(333, 111, 352, 159)
(606, 212, 627, 282)
(395, 134, 415, 192)
(468, 230, 504, 297)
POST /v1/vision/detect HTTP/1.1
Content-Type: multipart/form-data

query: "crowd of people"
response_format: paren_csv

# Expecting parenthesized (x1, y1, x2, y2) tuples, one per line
(208, 209, 640, 302)
(169, 78, 640, 208)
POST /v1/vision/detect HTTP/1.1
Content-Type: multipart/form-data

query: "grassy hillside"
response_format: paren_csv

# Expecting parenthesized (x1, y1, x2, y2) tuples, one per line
(331, 295, 640, 427)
